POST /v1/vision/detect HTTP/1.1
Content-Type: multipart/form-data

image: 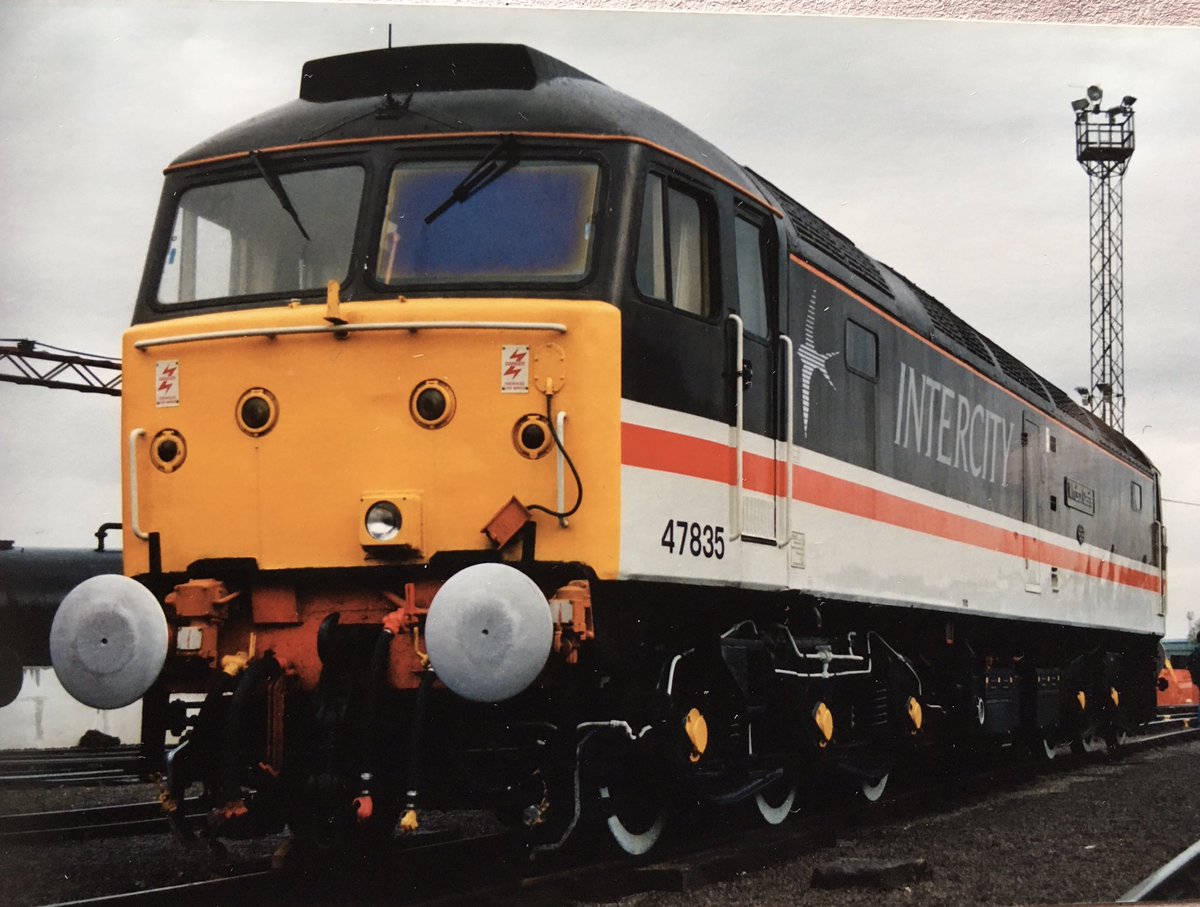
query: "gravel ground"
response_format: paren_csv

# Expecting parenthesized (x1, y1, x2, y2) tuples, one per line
(0, 781, 282, 907)
(1, 740, 1198, 906)
(601, 739, 1200, 907)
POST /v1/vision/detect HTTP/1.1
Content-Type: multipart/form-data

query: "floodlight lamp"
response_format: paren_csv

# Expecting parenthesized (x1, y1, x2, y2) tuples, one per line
(1071, 98, 1089, 112)
(1122, 95, 1137, 108)
(1086, 85, 1103, 102)
(1074, 386, 1089, 396)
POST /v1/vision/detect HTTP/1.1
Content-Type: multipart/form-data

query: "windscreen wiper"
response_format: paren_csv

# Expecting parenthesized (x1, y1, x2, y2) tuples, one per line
(424, 135, 520, 225)
(250, 151, 311, 241)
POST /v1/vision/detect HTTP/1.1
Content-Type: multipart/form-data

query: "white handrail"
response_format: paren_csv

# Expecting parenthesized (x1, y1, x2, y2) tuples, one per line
(134, 320, 568, 350)
(556, 410, 568, 528)
(778, 334, 795, 549)
(727, 313, 745, 541)
(127, 428, 149, 540)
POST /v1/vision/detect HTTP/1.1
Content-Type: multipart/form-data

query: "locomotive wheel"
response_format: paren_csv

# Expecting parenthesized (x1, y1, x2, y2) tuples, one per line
(599, 785, 667, 855)
(597, 759, 668, 855)
(1038, 736, 1058, 761)
(860, 772, 889, 803)
(1104, 727, 1126, 753)
(754, 772, 797, 825)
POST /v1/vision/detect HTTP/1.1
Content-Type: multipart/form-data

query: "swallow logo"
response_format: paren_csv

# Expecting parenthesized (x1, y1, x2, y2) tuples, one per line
(796, 288, 838, 437)
(501, 345, 530, 394)
(155, 360, 180, 408)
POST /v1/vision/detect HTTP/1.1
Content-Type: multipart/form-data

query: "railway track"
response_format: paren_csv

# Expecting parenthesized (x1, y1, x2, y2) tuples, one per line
(0, 747, 143, 787)
(26, 725, 1200, 906)
(1120, 835, 1200, 902)
(0, 797, 203, 843)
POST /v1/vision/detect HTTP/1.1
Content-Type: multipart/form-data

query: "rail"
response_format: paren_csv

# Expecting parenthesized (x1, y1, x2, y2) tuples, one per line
(1119, 836, 1200, 901)
(133, 320, 568, 350)
(0, 798, 201, 842)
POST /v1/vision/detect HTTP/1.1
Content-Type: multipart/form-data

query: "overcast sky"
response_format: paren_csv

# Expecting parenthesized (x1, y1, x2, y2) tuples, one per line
(1, 0, 1197, 636)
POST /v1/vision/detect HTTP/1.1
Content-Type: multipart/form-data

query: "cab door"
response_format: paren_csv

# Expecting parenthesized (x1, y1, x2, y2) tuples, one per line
(623, 170, 728, 425)
(730, 206, 780, 544)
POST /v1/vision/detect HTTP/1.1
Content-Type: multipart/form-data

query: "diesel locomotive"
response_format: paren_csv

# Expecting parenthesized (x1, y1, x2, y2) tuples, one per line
(50, 44, 1166, 853)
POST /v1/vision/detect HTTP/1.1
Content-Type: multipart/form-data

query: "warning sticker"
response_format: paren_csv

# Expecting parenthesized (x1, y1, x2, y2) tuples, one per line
(501, 345, 529, 394)
(155, 360, 180, 408)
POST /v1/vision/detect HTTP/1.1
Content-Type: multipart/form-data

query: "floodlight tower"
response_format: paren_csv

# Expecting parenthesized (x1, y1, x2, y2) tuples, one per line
(1071, 85, 1135, 432)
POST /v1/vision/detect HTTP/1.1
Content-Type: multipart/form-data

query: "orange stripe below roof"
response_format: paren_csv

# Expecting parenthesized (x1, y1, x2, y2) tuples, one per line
(621, 421, 1161, 594)
(165, 131, 784, 218)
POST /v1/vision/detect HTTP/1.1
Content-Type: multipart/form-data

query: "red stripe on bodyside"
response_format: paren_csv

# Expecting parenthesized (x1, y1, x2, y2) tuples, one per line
(622, 422, 1162, 594)
(621, 423, 734, 485)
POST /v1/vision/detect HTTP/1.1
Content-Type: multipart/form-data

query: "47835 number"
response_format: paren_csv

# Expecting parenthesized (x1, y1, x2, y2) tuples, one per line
(660, 519, 726, 559)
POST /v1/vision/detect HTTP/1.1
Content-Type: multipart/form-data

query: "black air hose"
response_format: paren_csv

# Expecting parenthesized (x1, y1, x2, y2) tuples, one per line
(357, 627, 396, 807)
(219, 654, 282, 803)
(402, 670, 436, 824)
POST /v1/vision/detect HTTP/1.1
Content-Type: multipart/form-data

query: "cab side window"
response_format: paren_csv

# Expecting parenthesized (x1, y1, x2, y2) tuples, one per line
(636, 173, 714, 317)
(734, 215, 770, 337)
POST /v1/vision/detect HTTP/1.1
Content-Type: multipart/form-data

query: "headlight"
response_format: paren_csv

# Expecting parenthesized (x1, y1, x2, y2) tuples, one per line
(365, 501, 402, 541)
(359, 492, 423, 553)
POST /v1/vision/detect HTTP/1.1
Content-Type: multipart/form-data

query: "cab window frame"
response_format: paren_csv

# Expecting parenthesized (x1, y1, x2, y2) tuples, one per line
(366, 148, 608, 294)
(732, 203, 775, 340)
(146, 152, 372, 315)
(633, 168, 720, 322)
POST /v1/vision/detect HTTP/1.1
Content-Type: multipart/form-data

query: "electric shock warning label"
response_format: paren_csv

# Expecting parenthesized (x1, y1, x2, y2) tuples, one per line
(155, 360, 180, 408)
(501, 345, 529, 393)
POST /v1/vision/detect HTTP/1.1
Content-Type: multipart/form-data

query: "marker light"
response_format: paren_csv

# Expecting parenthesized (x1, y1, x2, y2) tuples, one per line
(513, 414, 553, 459)
(365, 501, 402, 541)
(150, 429, 187, 473)
(236, 388, 279, 436)
(410, 379, 455, 429)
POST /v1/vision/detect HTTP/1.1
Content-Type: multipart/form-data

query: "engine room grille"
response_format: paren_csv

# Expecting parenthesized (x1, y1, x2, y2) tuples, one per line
(982, 338, 1051, 403)
(898, 273, 998, 367)
(746, 169, 892, 297)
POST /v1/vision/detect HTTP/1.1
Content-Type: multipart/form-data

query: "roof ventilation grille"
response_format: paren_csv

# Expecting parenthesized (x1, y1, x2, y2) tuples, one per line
(300, 44, 594, 103)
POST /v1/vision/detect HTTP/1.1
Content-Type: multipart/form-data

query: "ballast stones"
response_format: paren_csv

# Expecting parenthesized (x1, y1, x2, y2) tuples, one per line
(50, 574, 168, 709)
(425, 563, 552, 703)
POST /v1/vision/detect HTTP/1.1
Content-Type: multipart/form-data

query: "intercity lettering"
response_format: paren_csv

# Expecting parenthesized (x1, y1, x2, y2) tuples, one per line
(892, 362, 1017, 486)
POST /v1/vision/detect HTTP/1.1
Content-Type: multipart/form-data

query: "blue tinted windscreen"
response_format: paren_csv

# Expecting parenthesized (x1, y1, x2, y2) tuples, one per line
(376, 159, 600, 284)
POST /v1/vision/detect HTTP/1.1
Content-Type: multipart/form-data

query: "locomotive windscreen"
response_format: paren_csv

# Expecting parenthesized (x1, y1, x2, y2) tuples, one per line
(375, 159, 600, 286)
(158, 166, 364, 305)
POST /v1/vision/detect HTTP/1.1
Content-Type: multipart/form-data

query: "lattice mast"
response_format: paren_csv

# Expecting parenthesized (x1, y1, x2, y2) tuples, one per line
(0, 339, 121, 395)
(1071, 85, 1135, 433)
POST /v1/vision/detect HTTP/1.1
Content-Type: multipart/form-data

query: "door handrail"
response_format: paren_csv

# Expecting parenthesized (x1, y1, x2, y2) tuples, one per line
(778, 334, 794, 548)
(727, 312, 744, 541)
